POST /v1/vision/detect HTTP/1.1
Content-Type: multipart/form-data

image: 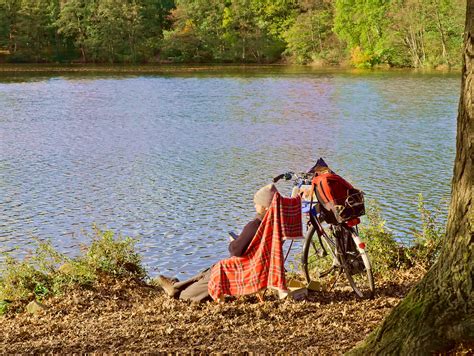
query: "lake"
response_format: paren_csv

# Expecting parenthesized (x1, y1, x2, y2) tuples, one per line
(0, 65, 460, 278)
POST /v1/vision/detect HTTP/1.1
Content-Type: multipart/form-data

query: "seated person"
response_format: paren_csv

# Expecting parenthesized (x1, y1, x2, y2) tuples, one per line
(156, 183, 278, 302)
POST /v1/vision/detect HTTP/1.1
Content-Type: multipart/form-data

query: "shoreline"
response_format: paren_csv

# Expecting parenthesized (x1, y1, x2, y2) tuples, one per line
(0, 63, 461, 75)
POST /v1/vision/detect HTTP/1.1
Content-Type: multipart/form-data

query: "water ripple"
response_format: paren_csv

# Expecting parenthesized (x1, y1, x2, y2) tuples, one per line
(0, 71, 459, 277)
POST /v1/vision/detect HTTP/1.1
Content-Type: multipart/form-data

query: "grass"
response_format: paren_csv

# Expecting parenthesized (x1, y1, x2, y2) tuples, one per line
(0, 227, 146, 315)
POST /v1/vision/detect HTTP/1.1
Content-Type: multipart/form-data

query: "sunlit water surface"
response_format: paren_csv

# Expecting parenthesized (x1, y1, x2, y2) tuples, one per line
(0, 66, 459, 277)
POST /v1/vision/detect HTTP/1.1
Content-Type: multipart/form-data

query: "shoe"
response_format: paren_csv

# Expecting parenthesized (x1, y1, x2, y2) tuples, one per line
(157, 275, 176, 297)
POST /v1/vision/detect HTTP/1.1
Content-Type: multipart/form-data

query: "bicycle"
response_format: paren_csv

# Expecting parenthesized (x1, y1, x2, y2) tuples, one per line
(273, 171, 375, 299)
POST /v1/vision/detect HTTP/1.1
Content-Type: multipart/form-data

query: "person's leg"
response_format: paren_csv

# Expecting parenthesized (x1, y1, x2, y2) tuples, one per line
(179, 269, 212, 302)
(159, 268, 210, 298)
(172, 270, 206, 290)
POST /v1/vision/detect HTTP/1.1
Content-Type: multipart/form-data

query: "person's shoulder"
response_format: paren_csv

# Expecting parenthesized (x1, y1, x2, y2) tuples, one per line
(244, 216, 260, 227)
(251, 216, 263, 225)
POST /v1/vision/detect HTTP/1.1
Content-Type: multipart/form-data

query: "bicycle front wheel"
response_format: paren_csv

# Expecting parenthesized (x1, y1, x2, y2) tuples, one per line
(301, 223, 338, 284)
(336, 226, 375, 299)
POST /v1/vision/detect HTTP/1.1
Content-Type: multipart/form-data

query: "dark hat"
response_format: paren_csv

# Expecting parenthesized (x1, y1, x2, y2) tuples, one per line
(308, 158, 329, 173)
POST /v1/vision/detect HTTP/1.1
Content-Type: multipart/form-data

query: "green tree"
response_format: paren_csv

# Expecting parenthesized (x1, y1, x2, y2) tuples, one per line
(0, 0, 467, 65)
(57, 0, 173, 63)
(220, 0, 295, 61)
(139, 0, 174, 60)
(0, 0, 21, 53)
(161, 0, 225, 61)
(334, 0, 392, 67)
(161, 14, 207, 62)
(385, 0, 465, 68)
(164, 0, 295, 63)
(2, 0, 60, 62)
(92, 0, 144, 62)
(284, 0, 338, 64)
(250, 0, 298, 43)
(178, 0, 226, 59)
(56, 0, 95, 62)
(424, 0, 465, 67)
(386, 0, 429, 67)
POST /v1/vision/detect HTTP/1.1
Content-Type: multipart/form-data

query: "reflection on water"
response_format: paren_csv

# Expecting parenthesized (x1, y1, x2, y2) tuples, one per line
(0, 67, 458, 277)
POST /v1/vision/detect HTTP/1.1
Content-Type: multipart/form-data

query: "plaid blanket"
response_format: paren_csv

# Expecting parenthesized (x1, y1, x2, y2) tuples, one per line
(208, 192, 302, 300)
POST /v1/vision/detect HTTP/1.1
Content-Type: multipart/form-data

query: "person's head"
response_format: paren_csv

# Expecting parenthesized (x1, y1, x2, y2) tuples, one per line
(253, 183, 278, 215)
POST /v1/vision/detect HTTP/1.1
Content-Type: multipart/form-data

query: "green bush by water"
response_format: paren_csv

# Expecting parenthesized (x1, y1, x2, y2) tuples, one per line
(359, 203, 407, 276)
(0, 227, 146, 313)
(360, 196, 446, 277)
(408, 194, 446, 268)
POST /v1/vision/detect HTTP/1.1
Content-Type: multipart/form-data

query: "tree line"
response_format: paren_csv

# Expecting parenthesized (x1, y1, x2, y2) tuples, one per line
(0, 0, 465, 68)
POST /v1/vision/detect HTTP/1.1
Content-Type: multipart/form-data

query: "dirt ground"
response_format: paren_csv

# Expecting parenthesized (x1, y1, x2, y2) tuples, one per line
(0, 269, 425, 354)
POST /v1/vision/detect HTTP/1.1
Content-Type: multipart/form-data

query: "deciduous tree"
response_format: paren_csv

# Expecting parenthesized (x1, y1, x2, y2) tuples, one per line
(349, 2, 473, 353)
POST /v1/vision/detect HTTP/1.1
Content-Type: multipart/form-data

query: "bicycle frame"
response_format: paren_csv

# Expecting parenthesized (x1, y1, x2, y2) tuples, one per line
(275, 170, 375, 298)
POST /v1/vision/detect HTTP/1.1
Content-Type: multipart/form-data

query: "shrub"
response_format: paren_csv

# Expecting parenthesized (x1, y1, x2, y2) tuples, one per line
(359, 196, 446, 276)
(301, 198, 445, 280)
(0, 228, 146, 307)
(350, 46, 374, 68)
(407, 194, 446, 269)
(359, 202, 407, 276)
(84, 227, 146, 279)
(0, 254, 51, 301)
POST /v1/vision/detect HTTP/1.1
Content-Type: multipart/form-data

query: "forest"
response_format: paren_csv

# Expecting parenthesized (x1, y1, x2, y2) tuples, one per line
(0, 0, 467, 68)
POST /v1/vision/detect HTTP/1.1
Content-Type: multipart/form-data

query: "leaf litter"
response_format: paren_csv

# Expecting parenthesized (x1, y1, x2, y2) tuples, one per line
(0, 269, 424, 354)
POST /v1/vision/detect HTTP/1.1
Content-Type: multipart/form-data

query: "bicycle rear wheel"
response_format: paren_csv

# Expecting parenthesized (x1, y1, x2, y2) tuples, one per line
(301, 223, 339, 284)
(335, 225, 375, 299)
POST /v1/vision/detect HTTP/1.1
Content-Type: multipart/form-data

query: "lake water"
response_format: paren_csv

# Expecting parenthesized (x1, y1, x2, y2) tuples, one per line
(0, 66, 459, 278)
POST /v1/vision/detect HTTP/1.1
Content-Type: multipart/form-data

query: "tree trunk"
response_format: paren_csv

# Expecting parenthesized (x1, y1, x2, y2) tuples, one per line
(435, 3, 449, 66)
(80, 46, 86, 63)
(419, 27, 426, 65)
(349, 3, 473, 354)
(405, 34, 420, 68)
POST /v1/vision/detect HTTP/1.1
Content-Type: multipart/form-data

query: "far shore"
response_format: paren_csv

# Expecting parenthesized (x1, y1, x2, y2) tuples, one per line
(0, 62, 461, 76)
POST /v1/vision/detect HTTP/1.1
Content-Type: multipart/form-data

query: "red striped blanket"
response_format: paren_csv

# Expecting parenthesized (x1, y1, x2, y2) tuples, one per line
(208, 192, 302, 300)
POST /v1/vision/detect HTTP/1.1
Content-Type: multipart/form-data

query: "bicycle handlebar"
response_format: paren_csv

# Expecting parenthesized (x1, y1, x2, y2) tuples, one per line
(272, 173, 285, 183)
(273, 171, 315, 183)
(272, 172, 294, 183)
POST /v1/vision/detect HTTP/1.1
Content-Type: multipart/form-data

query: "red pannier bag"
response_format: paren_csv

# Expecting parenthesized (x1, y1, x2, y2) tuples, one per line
(312, 173, 365, 224)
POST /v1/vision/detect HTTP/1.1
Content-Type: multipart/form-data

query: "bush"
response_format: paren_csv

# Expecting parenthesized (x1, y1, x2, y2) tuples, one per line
(0, 254, 51, 301)
(350, 46, 374, 68)
(407, 194, 445, 269)
(359, 202, 408, 276)
(0, 228, 146, 307)
(85, 227, 146, 279)
(359, 197, 446, 277)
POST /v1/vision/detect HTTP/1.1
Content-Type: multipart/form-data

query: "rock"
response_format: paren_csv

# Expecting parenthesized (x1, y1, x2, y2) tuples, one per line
(26, 300, 47, 314)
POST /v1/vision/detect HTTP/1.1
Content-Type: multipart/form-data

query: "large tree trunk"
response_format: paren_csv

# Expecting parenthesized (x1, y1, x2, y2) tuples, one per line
(349, 3, 473, 355)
